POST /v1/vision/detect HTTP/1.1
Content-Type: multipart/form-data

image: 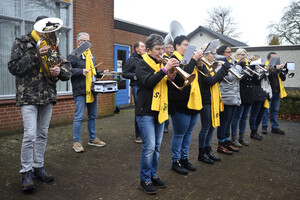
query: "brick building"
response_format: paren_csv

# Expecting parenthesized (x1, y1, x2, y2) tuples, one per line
(0, 0, 166, 132)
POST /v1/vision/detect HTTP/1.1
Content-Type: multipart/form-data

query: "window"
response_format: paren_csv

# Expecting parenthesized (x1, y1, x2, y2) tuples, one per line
(0, 0, 72, 99)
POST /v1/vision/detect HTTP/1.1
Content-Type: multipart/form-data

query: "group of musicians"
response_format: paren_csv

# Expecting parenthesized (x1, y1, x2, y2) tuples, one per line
(128, 34, 288, 194)
(8, 16, 288, 194)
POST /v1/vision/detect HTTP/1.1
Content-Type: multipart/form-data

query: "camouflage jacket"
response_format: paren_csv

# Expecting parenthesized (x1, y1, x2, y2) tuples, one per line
(8, 33, 72, 106)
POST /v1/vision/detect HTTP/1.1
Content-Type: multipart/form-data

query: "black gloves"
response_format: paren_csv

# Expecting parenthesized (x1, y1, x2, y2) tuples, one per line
(222, 61, 232, 72)
(239, 61, 247, 68)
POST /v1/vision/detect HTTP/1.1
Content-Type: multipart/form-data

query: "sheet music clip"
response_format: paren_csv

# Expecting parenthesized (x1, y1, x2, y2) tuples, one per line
(71, 41, 92, 57)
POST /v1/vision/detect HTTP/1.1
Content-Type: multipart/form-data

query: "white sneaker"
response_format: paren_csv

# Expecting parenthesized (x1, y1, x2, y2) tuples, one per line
(73, 141, 84, 153)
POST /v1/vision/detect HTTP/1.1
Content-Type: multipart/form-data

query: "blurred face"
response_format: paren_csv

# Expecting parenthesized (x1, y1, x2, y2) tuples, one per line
(136, 42, 146, 55)
(77, 35, 90, 46)
(206, 51, 216, 63)
(148, 45, 164, 60)
(224, 47, 232, 59)
(164, 44, 174, 56)
(269, 53, 277, 61)
(236, 50, 247, 61)
(176, 39, 189, 56)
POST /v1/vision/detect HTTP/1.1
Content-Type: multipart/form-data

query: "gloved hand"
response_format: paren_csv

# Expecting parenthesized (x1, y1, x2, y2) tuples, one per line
(239, 61, 247, 68)
(222, 61, 232, 72)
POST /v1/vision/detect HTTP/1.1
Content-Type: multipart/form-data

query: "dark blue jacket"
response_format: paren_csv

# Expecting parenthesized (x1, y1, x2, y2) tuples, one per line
(67, 54, 104, 97)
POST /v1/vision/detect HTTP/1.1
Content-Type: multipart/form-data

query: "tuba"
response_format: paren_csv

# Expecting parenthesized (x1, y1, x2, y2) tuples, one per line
(162, 21, 196, 90)
(34, 17, 65, 85)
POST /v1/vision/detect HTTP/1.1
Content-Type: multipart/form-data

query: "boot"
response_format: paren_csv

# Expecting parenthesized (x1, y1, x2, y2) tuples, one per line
(250, 131, 263, 140)
(231, 135, 242, 147)
(217, 142, 233, 155)
(225, 141, 239, 152)
(239, 134, 249, 146)
(198, 148, 214, 164)
(205, 146, 221, 162)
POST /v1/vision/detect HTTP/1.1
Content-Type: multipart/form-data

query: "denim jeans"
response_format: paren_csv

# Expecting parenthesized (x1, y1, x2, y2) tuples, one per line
(136, 115, 164, 181)
(249, 101, 266, 132)
(231, 103, 252, 136)
(198, 104, 215, 148)
(262, 93, 281, 129)
(217, 105, 237, 141)
(132, 85, 141, 138)
(171, 112, 199, 162)
(73, 94, 98, 142)
(20, 104, 53, 173)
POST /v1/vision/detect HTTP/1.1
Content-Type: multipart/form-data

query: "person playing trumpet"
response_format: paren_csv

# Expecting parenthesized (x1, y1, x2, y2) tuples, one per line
(167, 35, 203, 174)
(197, 43, 232, 164)
(8, 16, 72, 191)
(135, 34, 177, 194)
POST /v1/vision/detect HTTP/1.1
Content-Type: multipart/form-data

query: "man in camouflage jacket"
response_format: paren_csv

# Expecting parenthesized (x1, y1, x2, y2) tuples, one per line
(7, 16, 72, 191)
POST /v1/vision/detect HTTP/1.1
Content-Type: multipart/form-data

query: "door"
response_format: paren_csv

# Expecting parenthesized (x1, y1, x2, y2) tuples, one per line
(114, 45, 130, 105)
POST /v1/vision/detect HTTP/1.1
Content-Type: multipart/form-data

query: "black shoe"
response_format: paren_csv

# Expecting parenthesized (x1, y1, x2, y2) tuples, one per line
(33, 167, 54, 182)
(271, 128, 285, 135)
(180, 158, 196, 171)
(198, 148, 214, 164)
(151, 176, 167, 188)
(140, 181, 157, 194)
(261, 126, 268, 134)
(250, 131, 263, 140)
(171, 160, 188, 174)
(163, 127, 168, 133)
(205, 146, 221, 161)
(22, 170, 34, 191)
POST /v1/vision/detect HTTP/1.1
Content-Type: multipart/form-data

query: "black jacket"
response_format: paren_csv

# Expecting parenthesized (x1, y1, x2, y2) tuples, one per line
(268, 68, 286, 94)
(135, 56, 166, 116)
(168, 56, 200, 115)
(67, 53, 104, 97)
(198, 64, 227, 105)
(239, 65, 255, 105)
(123, 52, 143, 87)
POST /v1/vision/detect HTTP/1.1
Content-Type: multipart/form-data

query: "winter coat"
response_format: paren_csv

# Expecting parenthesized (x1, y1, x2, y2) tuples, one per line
(8, 32, 72, 106)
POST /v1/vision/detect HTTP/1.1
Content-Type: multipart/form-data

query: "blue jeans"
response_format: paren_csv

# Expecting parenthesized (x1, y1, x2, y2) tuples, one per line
(171, 112, 199, 162)
(20, 104, 53, 173)
(73, 94, 98, 142)
(262, 93, 281, 129)
(198, 104, 215, 148)
(217, 105, 237, 141)
(249, 101, 266, 132)
(132, 85, 141, 138)
(137, 115, 164, 181)
(231, 103, 252, 136)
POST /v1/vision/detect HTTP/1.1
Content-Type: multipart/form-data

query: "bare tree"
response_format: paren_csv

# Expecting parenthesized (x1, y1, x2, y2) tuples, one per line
(268, 1, 300, 44)
(205, 6, 241, 39)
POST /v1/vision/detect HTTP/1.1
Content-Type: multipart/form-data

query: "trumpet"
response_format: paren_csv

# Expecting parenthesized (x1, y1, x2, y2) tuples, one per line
(160, 58, 195, 90)
(200, 56, 244, 85)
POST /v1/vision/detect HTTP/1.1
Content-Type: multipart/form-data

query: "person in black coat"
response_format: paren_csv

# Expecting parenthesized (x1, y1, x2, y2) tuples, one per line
(123, 41, 146, 143)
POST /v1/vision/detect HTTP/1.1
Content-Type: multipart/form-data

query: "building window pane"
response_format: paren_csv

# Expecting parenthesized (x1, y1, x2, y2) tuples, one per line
(0, 0, 21, 18)
(0, 19, 21, 96)
(24, 0, 59, 21)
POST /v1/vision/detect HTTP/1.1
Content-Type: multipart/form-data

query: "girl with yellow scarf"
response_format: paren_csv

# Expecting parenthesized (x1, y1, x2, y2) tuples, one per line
(168, 35, 203, 175)
(197, 45, 232, 164)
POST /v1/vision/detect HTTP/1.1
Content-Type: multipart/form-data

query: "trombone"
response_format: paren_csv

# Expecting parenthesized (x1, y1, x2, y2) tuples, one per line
(160, 58, 196, 90)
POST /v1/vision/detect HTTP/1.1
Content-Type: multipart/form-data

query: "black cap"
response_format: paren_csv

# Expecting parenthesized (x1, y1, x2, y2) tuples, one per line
(35, 16, 49, 22)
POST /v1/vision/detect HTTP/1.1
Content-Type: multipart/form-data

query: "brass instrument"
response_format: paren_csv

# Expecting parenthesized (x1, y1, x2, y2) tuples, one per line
(34, 17, 65, 85)
(160, 58, 195, 90)
(200, 55, 244, 85)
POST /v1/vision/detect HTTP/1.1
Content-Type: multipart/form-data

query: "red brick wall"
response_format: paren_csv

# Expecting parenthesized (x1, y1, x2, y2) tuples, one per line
(0, 0, 115, 132)
(113, 29, 147, 54)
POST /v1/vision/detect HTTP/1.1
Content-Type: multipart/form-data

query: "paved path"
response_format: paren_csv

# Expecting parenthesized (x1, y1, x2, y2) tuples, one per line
(0, 109, 299, 200)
